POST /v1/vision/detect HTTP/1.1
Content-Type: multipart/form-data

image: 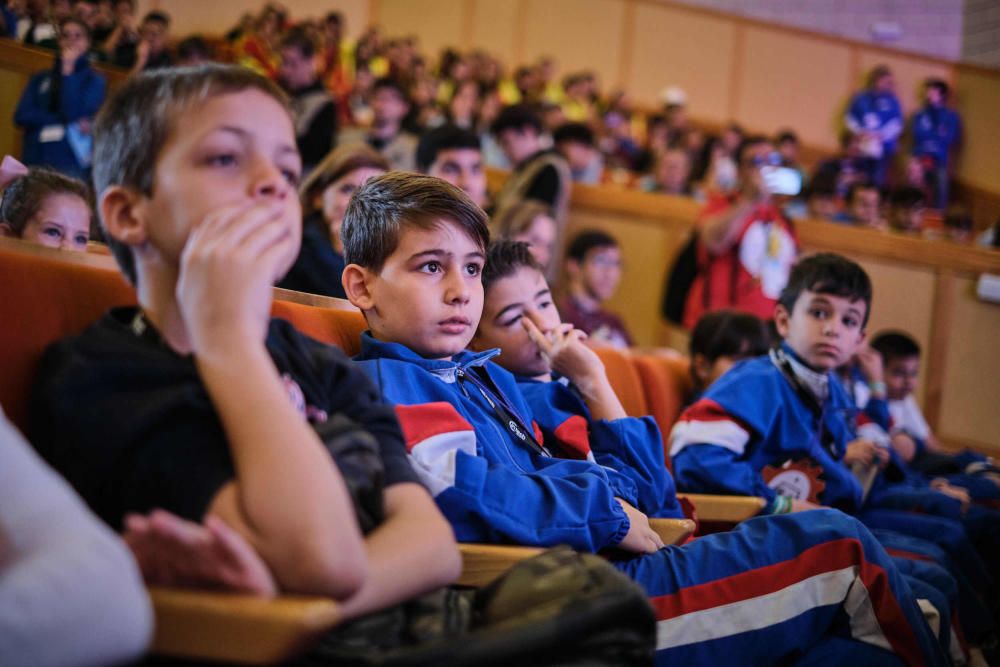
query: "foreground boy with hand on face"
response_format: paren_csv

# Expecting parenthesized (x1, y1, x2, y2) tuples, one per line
(342, 172, 945, 665)
(29, 65, 461, 624)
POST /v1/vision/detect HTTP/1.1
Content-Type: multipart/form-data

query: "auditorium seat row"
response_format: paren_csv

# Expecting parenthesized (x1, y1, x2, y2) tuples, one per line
(0, 238, 779, 662)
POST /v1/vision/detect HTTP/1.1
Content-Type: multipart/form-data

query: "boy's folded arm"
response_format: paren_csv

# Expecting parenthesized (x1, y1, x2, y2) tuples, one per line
(200, 344, 368, 600)
(337, 482, 461, 621)
(672, 443, 777, 504)
(589, 417, 675, 514)
(394, 402, 631, 551)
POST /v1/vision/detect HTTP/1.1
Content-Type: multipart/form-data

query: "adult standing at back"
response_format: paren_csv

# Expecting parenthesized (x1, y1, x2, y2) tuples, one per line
(681, 136, 799, 330)
(14, 16, 105, 181)
(845, 65, 903, 187)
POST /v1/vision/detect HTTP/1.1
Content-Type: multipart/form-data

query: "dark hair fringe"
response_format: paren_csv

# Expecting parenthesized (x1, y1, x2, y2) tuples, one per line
(777, 253, 873, 327)
(482, 239, 542, 292)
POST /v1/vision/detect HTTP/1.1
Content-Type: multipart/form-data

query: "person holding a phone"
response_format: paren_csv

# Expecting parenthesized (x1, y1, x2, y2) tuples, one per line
(681, 136, 800, 330)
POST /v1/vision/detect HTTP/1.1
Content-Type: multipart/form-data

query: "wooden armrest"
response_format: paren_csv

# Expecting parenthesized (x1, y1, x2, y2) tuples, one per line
(149, 587, 340, 664)
(457, 521, 694, 589)
(679, 494, 766, 522)
(457, 543, 545, 587)
(649, 518, 697, 545)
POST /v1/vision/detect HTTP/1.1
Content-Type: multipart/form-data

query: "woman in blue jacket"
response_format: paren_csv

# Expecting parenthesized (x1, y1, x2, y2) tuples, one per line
(14, 18, 106, 181)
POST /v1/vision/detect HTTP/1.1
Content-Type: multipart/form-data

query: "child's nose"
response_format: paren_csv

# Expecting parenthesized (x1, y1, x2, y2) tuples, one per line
(250, 160, 290, 200)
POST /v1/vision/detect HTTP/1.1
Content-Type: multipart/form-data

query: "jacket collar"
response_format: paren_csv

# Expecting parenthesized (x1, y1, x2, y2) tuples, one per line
(358, 331, 500, 383)
(777, 342, 830, 403)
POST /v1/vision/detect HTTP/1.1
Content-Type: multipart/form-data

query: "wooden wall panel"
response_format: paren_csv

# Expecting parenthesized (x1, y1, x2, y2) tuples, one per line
(0, 69, 26, 160)
(626, 3, 736, 120)
(939, 277, 1000, 451)
(470, 0, 518, 67)
(736, 26, 853, 150)
(952, 68, 1000, 193)
(521, 0, 626, 91)
(377, 0, 465, 58)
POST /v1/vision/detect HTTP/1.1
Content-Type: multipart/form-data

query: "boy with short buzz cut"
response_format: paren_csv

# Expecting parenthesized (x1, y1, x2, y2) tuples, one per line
(342, 172, 946, 665)
(559, 230, 633, 349)
(29, 64, 462, 623)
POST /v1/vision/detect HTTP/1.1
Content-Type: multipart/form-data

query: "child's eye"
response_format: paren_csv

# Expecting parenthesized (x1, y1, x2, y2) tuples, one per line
(464, 262, 482, 277)
(281, 169, 301, 186)
(419, 261, 441, 274)
(207, 153, 238, 167)
(809, 308, 828, 319)
(538, 300, 553, 310)
(843, 316, 859, 328)
(73, 233, 89, 246)
(502, 314, 523, 328)
(42, 226, 63, 239)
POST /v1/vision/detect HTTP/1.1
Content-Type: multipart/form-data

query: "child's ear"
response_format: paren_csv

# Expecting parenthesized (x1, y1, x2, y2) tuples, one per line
(99, 186, 149, 248)
(773, 303, 791, 338)
(691, 353, 711, 386)
(342, 263, 376, 311)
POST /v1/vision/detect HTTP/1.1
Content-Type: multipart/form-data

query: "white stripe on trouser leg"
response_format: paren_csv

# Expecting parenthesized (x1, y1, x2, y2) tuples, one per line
(656, 567, 891, 652)
(843, 575, 894, 652)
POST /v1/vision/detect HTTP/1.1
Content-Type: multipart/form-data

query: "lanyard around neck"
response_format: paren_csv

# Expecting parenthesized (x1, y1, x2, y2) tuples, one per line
(456, 366, 549, 457)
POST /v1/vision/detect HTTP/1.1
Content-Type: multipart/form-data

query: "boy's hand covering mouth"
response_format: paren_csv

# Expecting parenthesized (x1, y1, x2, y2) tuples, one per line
(177, 199, 293, 355)
(522, 318, 604, 387)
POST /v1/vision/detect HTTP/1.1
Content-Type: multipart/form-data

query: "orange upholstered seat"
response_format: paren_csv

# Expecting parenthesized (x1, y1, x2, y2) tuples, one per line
(631, 354, 694, 468)
(592, 346, 648, 418)
(0, 239, 135, 432)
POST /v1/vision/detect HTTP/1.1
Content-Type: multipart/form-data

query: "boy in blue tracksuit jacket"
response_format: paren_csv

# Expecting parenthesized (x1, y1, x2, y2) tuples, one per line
(339, 172, 944, 665)
(911, 79, 961, 209)
(844, 65, 903, 186)
(670, 253, 997, 653)
(471, 240, 681, 519)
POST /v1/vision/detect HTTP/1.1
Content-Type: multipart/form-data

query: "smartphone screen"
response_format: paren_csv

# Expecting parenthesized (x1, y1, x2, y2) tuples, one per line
(761, 166, 802, 196)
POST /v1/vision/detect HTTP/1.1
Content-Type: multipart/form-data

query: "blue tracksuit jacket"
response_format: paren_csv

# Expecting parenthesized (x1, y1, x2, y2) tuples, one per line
(355, 333, 944, 665)
(515, 375, 683, 519)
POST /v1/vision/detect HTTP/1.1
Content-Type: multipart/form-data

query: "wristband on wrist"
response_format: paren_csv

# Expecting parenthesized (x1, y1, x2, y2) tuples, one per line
(868, 381, 887, 396)
(768, 495, 791, 515)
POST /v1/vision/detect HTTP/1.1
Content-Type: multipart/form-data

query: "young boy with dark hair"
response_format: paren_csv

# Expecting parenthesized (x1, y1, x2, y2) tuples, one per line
(670, 253, 998, 656)
(415, 124, 487, 208)
(341, 172, 945, 665)
(29, 64, 461, 626)
(871, 331, 999, 496)
(687, 310, 771, 396)
(559, 230, 633, 349)
(553, 122, 600, 184)
(888, 186, 927, 233)
(471, 239, 681, 518)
